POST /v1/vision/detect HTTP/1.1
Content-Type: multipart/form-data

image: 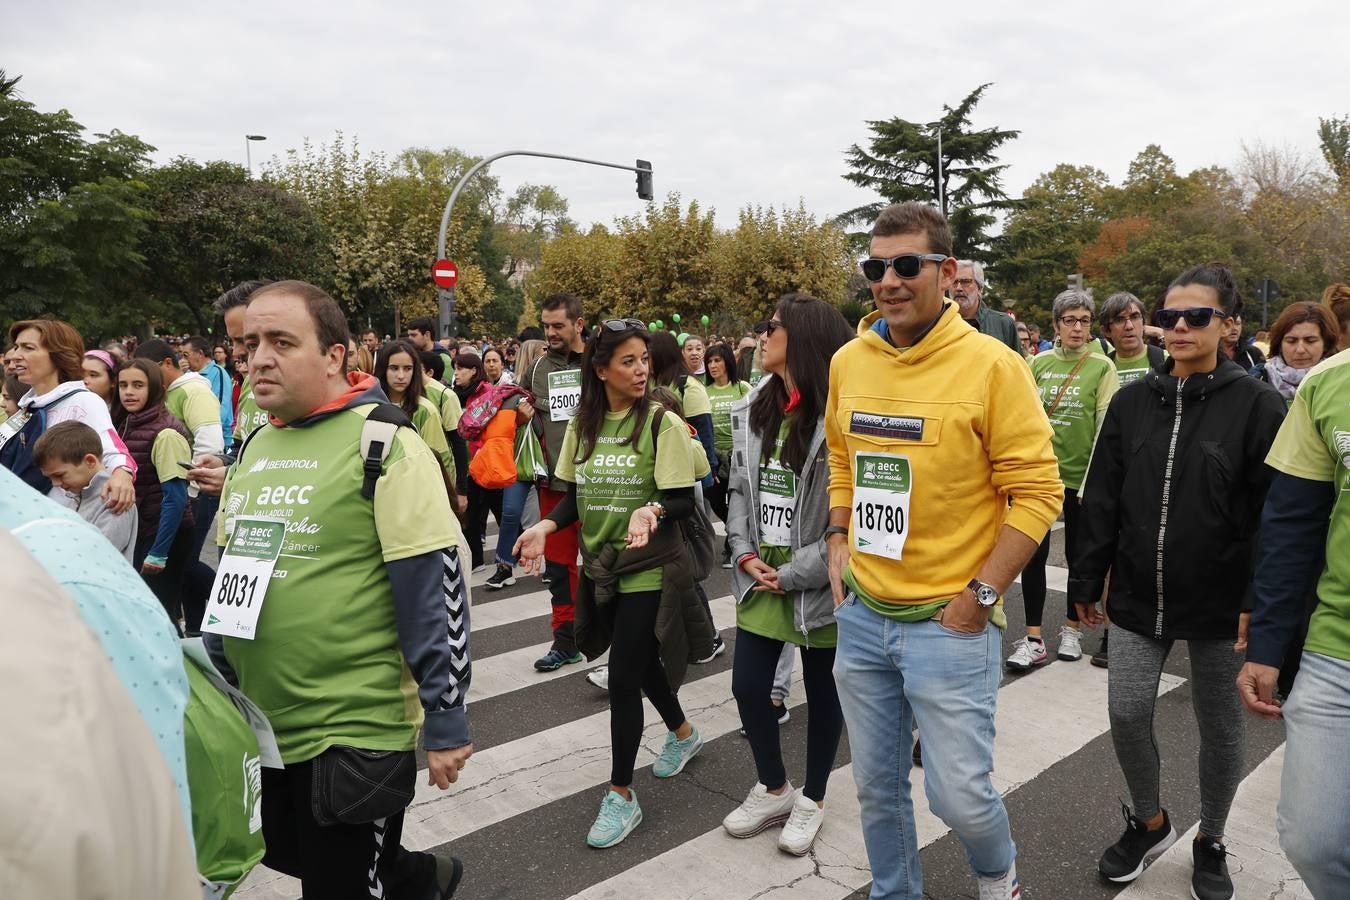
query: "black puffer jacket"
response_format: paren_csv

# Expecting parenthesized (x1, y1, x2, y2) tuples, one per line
(1069, 358, 1287, 640)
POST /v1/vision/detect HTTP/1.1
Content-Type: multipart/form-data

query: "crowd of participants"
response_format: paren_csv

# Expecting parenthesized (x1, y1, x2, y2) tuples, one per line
(3, 201, 1350, 900)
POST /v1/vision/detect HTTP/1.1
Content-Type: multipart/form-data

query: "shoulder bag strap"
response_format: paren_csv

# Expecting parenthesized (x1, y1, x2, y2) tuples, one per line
(1045, 353, 1092, 418)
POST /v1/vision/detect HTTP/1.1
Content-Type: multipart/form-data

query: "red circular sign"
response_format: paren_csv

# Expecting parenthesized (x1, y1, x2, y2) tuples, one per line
(431, 259, 459, 289)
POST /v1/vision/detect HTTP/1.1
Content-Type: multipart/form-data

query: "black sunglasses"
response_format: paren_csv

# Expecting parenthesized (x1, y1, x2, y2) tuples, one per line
(1155, 307, 1229, 330)
(859, 254, 948, 283)
(602, 318, 645, 333)
(764, 319, 784, 337)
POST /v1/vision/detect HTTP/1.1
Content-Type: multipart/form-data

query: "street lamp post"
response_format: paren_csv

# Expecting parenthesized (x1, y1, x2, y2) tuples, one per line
(245, 134, 267, 177)
(434, 151, 653, 339)
(924, 120, 944, 214)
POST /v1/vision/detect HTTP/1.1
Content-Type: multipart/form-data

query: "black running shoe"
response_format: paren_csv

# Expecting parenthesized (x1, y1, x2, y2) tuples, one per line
(1191, 835, 1233, 900)
(1098, 803, 1178, 883)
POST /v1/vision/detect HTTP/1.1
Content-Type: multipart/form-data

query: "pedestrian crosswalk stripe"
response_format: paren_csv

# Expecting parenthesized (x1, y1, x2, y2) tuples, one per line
(570, 665, 1186, 900)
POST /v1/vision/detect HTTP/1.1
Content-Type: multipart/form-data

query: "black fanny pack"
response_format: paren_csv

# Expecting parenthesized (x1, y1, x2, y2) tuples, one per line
(310, 746, 416, 826)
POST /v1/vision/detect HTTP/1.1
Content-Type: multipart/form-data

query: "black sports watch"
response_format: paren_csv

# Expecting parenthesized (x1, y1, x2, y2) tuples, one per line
(967, 578, 999, 608)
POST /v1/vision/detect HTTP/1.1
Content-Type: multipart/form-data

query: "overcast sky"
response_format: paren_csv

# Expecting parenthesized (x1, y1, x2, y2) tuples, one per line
(8, 1, 1350, 232)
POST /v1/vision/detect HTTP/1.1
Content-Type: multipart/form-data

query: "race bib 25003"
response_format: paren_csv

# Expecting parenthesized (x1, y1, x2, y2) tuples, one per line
(548, 369, 582, 422)
(852, 452, 912, 560)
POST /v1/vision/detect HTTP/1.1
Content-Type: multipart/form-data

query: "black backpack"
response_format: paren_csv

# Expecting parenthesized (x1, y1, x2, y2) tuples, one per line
(649, 407, 717, 582)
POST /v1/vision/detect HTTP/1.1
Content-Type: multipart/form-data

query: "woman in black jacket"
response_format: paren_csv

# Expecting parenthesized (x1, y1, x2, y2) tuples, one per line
(1070, 263, 1286, 900)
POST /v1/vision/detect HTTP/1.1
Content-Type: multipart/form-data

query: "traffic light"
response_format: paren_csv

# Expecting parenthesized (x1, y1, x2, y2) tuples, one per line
(635, 159, 653, 201)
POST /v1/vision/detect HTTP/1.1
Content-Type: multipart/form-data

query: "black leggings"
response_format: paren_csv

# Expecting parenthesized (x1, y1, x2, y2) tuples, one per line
(732, 627, 843, 802)
(1021, 487, 1080, 628)
(604, 589, 687, 787)
(465, 480, 503, 567)
(134, 527, 195, 634)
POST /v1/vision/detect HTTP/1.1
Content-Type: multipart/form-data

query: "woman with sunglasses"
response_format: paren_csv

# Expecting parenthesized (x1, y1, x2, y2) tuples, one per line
(723, 294, 853, 855)
(1070, 263, 1286, 899)
(513, 318, 710, 850)
(1008, 290, 1119, 673)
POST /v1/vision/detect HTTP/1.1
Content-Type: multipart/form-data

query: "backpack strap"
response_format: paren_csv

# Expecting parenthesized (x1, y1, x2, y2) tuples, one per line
(359, 403, 413, 500)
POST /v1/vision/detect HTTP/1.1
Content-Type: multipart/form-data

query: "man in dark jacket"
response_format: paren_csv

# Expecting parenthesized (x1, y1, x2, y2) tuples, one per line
(953, 260, 1022, 355)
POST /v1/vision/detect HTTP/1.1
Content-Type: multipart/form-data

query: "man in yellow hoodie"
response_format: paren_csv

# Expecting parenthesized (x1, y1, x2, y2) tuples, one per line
(825, 202, 1062, 899)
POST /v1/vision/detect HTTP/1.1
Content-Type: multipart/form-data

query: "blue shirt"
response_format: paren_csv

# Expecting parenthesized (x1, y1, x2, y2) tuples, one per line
(0, 467, 193, 839)
(198, 360, 235, 451)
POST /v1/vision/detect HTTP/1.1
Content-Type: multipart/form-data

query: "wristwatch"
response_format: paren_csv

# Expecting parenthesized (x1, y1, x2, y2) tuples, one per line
(967, 578, 1000, 608)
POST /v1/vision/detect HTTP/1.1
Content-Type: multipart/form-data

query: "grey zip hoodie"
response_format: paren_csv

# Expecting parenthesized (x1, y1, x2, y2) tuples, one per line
(725, 377, 835, 640)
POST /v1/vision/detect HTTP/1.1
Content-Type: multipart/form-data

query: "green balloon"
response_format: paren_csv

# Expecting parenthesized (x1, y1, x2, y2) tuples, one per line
(701, 315, 710, 326)
(677, 332, 689, 346)
(655, 319, 664, 329)
(672, 313, 681, 324)
(648, 322, 658, 331)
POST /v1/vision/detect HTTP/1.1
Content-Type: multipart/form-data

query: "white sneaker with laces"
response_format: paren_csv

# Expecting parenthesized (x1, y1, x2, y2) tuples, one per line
(1057, 625, 1084, 661)
(1005, 636, 1048, 672)
(977, 861, 1021, 899)
(722, 782, 797, 838)
(777, 792, 826, 856)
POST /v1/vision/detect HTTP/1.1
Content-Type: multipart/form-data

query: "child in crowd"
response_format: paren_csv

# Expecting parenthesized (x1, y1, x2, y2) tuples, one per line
(1, 374, 22, 421)
(113, 359, 196, 631)
(32, 420, 138, 562)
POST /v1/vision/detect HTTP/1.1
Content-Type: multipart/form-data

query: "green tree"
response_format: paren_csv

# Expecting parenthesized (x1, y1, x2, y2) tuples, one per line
(135, 159, 332, 333)
(841, 83, 1021, 258)
(0, 87, 154, 336)
(1319, 115, 1350, 189)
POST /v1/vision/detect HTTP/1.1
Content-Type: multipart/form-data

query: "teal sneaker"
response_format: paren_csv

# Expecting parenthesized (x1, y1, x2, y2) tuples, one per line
(586, 789, 642, 848)
(652, 726, 703, 778)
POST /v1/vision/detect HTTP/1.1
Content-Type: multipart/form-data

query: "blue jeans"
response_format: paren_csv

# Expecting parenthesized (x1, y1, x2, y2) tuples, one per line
(494, 480, 532, 567)
(832, 593, 1013, 899)
(1278, 650, 1350, 899)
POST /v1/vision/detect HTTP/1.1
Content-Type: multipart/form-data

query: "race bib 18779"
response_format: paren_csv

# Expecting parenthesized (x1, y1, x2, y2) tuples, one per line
(852, 452, 912, 560)
(758, 461, 796, 546)
(547, 369, 582, 422)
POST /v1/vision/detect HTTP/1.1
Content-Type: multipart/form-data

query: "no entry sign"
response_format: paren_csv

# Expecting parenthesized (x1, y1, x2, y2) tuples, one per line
(432, 259, 459, 289)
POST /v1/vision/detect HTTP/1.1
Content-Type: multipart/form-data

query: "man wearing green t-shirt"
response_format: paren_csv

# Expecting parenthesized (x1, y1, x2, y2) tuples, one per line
(407, 316, 456, 381)
(205, 281, 470, 898)
(1101, 291, 1166, 388)
(1238, 350, 1350, 900)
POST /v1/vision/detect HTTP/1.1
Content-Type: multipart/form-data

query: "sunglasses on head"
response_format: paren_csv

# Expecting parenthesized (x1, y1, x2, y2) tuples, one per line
(602, 318, 645, 333)
(1155, 307, 1229, 330)
(859, 254, 948, 283)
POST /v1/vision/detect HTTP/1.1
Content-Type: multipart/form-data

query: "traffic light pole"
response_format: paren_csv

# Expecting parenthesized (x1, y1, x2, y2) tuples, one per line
(435, 151, 653, 340)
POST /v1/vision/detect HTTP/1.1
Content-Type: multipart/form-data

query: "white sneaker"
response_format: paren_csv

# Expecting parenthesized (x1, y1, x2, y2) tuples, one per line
(777, 792, 826, 856)
(1057, 625, 1083, 661)
(722, 782, 797, 838)
(977, 860, 1022, 899)
(586, 666, 609, 691)
(1005, 636, 1048, 672)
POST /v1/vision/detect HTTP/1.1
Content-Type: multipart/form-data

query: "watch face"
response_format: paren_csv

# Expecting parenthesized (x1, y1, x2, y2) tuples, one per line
(977, 585, 999, 606)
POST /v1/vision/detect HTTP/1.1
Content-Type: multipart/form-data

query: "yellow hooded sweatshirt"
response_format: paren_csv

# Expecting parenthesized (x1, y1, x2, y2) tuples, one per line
(826, 304, 1063, 621)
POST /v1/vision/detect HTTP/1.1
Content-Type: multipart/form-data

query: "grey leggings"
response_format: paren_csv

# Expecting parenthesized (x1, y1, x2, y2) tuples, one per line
(1108, 626, 1245, 838)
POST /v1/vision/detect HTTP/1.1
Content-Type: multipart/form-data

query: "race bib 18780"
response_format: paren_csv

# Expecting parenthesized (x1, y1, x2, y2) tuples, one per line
(202, 516, 285, 640)
(547, 369, 582, 422)
(852, 452, 912, 560)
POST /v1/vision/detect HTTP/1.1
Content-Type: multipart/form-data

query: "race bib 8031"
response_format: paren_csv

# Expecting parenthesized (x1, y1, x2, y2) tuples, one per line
(202, 516, 285, 640)
(852, 452, 912, 560)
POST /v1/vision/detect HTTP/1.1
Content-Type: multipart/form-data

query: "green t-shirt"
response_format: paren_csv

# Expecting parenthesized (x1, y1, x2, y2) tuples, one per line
(424, 378, 463, 431)
(555, 407, 696, 593)
(411, 394, 454, 483)
(1264, 352, 1350, 662)
(737, 424, 837, 647)
(216, 404, 459, 763)
(706, 380, 751, 452)
(150, 429, 193, 483)
(233, 379, 270, 443)
(1030, 347, 1120, 492)
(167, 376, 222, 442)
(677, 376, 712, 419)
(1112, 348, 1155, 387)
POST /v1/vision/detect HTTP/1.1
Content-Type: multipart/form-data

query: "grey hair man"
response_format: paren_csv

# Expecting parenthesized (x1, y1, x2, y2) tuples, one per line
(953, 260, 1022, 354)
(1100, 291, 1166, 388)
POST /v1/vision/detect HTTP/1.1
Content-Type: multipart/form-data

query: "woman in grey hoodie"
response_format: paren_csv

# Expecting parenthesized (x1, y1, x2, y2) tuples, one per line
(723, 293, 854, 856)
